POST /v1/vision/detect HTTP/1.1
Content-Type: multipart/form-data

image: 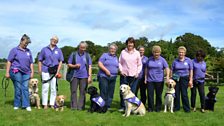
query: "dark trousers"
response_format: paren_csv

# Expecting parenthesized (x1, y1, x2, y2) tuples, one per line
(174, 76, 190, 112)
(120, 75, 139, 108)
(191, 81, 205, 109)
(99, 76, 117, 108)
(147, 82, 164, 112)
(138, 78, 147, 105)
(70, 78, 87, 110)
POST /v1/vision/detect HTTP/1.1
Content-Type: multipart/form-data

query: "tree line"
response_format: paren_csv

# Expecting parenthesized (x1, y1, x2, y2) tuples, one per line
(32, 32, 224, 79)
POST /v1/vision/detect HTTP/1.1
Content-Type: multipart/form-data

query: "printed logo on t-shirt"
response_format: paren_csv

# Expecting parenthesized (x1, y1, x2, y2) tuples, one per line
(184, 62, 188, 66)
(55, 51, 58, 54)
(27, 52, 30, 56)
(158, 62, 161, 65)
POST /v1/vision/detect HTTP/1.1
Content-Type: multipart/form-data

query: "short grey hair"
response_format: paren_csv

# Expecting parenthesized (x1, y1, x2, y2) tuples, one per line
(78, 41, 88, 48)
(109, 43, 118, 51)
(137, 45, 145, 50)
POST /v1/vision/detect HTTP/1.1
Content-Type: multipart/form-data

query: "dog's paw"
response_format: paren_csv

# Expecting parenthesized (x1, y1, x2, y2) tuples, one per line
(164, 110, 167, 113)
(171, 111, 174, 113)
(122, 114, 126, 116)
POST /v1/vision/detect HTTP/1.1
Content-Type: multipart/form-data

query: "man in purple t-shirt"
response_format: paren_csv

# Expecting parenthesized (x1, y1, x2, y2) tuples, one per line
(38, 35, 64, 109)
(68, 41, 92, 110)
(5, 34, 34, 111)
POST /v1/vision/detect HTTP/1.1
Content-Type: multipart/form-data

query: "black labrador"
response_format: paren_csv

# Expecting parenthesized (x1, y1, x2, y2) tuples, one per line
(205, 86, 219, 111)
(87, 86, 107, 113)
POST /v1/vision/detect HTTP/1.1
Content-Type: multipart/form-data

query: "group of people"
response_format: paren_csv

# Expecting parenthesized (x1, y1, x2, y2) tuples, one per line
(5, 34, 210, 113)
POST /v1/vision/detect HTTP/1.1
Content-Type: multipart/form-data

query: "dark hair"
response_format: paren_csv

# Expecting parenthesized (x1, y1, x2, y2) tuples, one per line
(196, 50, 206, 58)
(20, 34, 31, 43)
(125, 37, 135, 46)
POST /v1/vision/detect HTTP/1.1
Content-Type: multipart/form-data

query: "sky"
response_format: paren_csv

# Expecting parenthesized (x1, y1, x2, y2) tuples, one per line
(0, 0, 224, 59)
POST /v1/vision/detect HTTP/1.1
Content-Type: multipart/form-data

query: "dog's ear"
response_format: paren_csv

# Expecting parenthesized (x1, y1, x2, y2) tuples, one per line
(127, 85, 131, 90)
(209, 86, 212, 91)
(216, 87, 219, 92)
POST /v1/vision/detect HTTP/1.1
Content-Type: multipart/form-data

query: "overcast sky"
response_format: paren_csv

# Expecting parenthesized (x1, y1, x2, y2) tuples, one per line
(0, 0, 223, 59)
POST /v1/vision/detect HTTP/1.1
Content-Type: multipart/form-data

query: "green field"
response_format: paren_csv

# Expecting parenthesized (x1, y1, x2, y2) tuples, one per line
(0, 71, 224, 126)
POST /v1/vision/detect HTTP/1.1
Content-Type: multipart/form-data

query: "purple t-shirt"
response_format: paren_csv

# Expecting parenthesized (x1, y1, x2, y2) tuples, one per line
(38, 45, 64, 73)
(193, 59, 206, 83)
(139, 56, 148, 79)
(7, 46, 33, 74)
(171, 57, 193, 77)
(98, 53, 119, 77)
(146, 56, 168, 82)
(68, 51, 92, 78)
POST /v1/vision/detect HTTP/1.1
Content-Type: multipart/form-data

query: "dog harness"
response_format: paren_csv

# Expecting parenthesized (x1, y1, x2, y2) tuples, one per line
(165, 93, 175, 98)
(92, 96, 105, 107)
(124, 96, 141, 107)
(54, 102, 63, 109)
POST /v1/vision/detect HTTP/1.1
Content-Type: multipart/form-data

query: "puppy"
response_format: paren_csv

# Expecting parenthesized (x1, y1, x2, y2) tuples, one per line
(205, 86, 219, 111)
(28, 78, 41, 109)
(54, 95, 66, 111)
(87, 86, 107, 113)
(164, 79, 176, 113)
(120, 84, 146, 117)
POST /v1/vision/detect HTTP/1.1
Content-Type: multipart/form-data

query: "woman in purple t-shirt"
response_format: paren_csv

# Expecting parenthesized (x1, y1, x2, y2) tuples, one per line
(171, 46, 193, 112)
(145, 45, 169, 112)
(5, 34, 34, 111)
(191, 50, 213, 113)
(98, 43, 119, 109)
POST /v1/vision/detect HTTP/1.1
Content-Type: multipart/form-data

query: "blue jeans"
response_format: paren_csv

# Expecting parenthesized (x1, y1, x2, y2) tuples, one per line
(120, 75, 139, 108)
(10, 70, 30, 108)
(98, 76, 117, 108)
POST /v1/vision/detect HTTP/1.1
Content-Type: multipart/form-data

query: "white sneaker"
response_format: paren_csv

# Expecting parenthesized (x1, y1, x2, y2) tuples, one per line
(14, 107, 19, 110)
(26, 107, 32, 111)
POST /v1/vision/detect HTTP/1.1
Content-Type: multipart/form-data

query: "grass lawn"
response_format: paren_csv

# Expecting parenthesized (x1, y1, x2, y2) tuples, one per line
(0, 71, 224, 126)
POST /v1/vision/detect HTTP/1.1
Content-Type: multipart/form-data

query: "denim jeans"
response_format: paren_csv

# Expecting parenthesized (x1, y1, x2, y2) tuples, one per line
(98, 76, 117, 108)
(119, 75, 139, 108)
(10, 70, 30, 108)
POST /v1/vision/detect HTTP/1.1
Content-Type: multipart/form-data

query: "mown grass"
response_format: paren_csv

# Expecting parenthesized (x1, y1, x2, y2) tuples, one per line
(0, 70, 224, 126)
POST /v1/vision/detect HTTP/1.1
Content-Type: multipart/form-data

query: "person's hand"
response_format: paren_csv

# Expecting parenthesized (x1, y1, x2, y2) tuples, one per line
(144, 79, 147, 84)
(88, 76, 92, 84)
(134, 73, 139, 78)
(30, 72, 34, 79)
(120, 71, 126, 77)
(188, 80, 193, 88)
(105, 70, 111, 76)
(76, 64, 81, 69)
(210, 75, 214, 80)
(5, 72, 10, 79)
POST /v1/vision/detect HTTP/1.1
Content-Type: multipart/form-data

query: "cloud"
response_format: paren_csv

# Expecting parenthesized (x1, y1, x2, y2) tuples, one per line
(0, 0, 223, 59)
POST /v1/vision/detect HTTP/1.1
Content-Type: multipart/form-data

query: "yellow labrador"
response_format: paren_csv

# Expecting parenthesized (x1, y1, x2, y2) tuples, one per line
(164, 79, 176, 113)
(54, 95, 66, 111)
(29, 78, 41, 109)
(120, 84, 146, 117)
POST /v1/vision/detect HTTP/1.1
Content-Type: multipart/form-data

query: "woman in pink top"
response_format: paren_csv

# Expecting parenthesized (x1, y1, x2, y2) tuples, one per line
(118, 37, 142, 111)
